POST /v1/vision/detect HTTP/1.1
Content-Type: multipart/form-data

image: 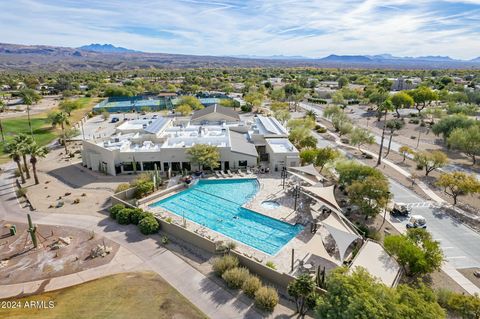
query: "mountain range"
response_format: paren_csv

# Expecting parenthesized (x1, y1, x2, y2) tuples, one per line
(0, 42, 479, 71)
(78, 43, 139, 53)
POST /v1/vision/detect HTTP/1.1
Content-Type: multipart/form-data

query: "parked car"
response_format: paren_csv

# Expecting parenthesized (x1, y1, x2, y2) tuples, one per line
(152, 114, 158, 119)
(111, 117, 119, 123)
(390, 203, 410, 217)
(406, 215, 427, 229)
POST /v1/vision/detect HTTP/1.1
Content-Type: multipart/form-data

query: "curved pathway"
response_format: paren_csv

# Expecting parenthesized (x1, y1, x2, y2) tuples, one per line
(0, 166, 291, 318)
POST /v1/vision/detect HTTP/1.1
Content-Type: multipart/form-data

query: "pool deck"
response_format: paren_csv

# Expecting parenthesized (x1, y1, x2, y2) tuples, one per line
(142, 172, 343, 274)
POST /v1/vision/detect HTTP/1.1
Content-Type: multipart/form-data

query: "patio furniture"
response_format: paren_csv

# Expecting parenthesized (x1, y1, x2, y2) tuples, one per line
(215, 171, 222, 178)
(227, 169, 234, 177)
(237, 169, 245, 177)
(220, 171, 227, 178)
(311, 202, 322, 212)
(246, 168, 252, 175)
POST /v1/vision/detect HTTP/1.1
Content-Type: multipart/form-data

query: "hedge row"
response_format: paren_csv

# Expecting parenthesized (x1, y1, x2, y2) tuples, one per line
(212, 255, 279, 312)
(110, 204, 159, 235)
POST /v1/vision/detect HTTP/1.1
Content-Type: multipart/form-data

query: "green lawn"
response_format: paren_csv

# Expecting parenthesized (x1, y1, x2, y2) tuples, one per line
(0, 272, 207, 319)
(0, 97, 99, 162)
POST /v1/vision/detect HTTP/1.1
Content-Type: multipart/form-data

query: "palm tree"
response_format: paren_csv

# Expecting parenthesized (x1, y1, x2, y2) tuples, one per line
(49, 111, 70, 154)
(5, 142, 25, 184)
(27, 142, 48, 184)
(19, 88, 42, 137)
(0, 99, 5, 142)
(13, 133, 34, 179)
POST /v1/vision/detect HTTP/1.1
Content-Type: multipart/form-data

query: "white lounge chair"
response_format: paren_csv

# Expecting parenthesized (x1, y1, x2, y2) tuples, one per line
(227, 169, 234, 177)
(237, 169, 245, 177)
(220, 171, 227, 178)
(215, 171, 222, 178)
(246, 168, 252, 175)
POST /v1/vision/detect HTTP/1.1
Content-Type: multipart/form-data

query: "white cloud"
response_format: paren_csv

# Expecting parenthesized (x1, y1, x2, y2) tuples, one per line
(0, 0, 478, 59)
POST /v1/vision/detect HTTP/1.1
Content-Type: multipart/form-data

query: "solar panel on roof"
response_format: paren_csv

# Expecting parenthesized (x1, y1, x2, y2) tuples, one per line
(144, 117, 168, 134)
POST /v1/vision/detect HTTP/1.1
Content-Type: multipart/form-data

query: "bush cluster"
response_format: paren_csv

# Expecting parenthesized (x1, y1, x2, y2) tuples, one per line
(109, 204, 159, 235)
(242, 275, 262, 298)
(222, 267, 250, 289)
(212, 255, 239, 276)
(212, 255, 279, 312)
(254, 286, 279, 312)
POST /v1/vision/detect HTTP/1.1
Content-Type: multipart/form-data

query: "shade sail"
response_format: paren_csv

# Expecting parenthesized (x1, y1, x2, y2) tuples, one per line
(303, 185, 342, 211)
(288, 164, 324, 181)
(322, 214, 360, 262)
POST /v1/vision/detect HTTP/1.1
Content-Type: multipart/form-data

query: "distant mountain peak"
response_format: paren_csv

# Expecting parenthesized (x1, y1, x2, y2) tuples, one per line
(78, 43, 140, 53)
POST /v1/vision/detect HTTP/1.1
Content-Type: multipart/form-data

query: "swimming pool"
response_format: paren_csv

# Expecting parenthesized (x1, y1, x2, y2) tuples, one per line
(149, 179, 303, 255)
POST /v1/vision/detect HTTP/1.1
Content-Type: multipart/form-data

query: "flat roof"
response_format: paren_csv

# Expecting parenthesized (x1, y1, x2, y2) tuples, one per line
(266, 138, 298, 153)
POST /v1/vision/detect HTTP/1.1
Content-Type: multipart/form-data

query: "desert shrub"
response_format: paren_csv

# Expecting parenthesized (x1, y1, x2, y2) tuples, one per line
(316, 127, 327, 133)
(14, 168, 23, 177)
(242, 275, 262, 298)
(266, 261, 276, 269)
(129, 208, 147, 225)
(165, 217, 173, 223)
(109, 203, 125, 219)
(16, 187, 27, 197)
(161, 235, 169, 244)
(254, 286, 279, 312)
(222, 267, 250, 289)
(212, 255, 239, 276)
(115, 183, 131, 193)
(138, 216, 159, 235)
(134, 181, 154, 199)
(116, 208, 133, 224)
(241, 104, 253, 112)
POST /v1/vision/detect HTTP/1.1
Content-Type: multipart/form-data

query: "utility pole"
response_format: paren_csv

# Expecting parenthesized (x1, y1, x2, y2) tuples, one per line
(27, 214, 38, 248)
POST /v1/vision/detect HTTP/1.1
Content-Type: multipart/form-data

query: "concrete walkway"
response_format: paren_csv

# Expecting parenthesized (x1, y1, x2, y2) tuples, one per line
(302, 103, 480, 295)
(0, 167, 294, 318)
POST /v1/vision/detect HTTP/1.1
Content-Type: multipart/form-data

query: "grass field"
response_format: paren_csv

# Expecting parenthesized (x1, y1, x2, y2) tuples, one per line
(0, 97, 99, 162)
(0, 272, 207, 319)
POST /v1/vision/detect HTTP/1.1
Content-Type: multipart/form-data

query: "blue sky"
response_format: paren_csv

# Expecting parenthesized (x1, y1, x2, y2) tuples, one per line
(0, 0, 479, 59)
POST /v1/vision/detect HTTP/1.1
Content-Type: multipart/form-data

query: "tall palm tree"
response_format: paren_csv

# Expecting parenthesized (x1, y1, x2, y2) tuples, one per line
(0, 99, 5, 142)
(5, 142, 26, 184)
(49, 111, 70, 154)
(13, 133, 34, 179)
(19, 88, 42, 137)
(27, 142, 48, 185)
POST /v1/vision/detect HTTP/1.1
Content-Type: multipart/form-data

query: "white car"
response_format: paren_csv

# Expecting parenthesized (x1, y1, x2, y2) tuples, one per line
(406, 215, 427, 229)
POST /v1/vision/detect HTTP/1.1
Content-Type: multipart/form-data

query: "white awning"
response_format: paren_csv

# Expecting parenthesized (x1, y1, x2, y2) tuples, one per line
(322, 214, 360, 262)
(303, 185, 342, 211)
(288, 164, 324, 181)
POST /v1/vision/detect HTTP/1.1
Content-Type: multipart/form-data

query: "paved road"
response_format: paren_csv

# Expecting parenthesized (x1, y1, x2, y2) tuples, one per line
(302, 102, 480, 180)
(302, 102, 480, 270)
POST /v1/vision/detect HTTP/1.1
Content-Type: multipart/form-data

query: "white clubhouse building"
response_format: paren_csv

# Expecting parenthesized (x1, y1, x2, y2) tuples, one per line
(82, 105, 299, 176)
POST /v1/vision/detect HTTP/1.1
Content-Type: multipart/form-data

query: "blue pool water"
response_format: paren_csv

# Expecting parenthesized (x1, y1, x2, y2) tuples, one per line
(149, 179, 303, 255)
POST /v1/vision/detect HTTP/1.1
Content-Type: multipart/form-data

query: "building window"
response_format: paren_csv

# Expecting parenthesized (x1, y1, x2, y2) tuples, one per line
(163, 162, 170, 171)
(182, 162, 191, 171)
(238, 160, 247, 167)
